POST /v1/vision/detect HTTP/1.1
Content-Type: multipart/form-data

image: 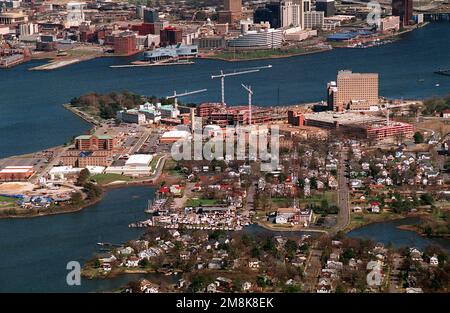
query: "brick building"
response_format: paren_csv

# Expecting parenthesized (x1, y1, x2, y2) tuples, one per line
(114, 31, 137, 55)
(218, 0, 242, 24)
(160, 26, 182, 46)
(75, 135, 115, 151)
(0, 166, 34, 181)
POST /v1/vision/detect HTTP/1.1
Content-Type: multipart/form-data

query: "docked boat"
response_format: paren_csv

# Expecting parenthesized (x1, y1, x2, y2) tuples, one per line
(145, 196, 168, 214)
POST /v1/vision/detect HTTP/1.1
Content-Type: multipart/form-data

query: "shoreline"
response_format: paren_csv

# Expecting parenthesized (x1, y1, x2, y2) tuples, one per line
(0, 196, 102, 219)
(7, 21, 430, 71)
(199, 47, 332, 62)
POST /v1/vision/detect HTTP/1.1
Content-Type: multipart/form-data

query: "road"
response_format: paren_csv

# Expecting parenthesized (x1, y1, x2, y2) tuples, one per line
(128, 129, 153, 155)
(332, 149, 350, 234)
(29, 146, 70, 184)
(302, 247, 322, 292)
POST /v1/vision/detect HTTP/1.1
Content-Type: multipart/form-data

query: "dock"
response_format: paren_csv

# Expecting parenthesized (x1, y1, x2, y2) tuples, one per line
(29, 59, 81, 71)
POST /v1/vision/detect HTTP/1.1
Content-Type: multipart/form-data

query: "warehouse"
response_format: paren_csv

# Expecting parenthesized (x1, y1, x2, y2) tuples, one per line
(0, 166, 34, 181)
(160, 130, 191, 144)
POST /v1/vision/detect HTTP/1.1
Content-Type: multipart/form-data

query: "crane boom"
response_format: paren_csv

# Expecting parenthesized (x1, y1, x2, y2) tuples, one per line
(166, 89, 207, 99)
(166, 89, 207, 109)
(241, 83, 253, 125)
(211, 69, 260, 79)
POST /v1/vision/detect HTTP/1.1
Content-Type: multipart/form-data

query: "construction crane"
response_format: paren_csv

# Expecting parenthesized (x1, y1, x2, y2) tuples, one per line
(376, 103, 406, 126)
(241, 83, 253, 125)
(166, 89, 207, 110)
(211, 65, 272, 105)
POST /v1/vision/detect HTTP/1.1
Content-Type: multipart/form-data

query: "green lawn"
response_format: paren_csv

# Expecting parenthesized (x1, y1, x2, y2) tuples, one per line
(213, 47, 306, 60)
(300, 191, 338, 205)
(186, 198, 221, 207)
(0, 196, 17, 203)
(149, 155, 162, 171)
(91, 173, 133, 185)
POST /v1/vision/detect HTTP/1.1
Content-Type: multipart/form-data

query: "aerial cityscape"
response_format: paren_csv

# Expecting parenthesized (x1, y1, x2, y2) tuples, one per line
(0, 0, 449, 299)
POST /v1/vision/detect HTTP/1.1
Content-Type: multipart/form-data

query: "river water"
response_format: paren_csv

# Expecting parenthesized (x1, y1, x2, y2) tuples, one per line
(0, 22, 449, 158)
(0, 22, 449, 292)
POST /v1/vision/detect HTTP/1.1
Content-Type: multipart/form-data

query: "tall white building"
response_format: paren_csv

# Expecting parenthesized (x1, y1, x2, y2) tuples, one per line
(280, 1, 301, 28)
(66, 2, 86, 27)
(280, 0, 311, 29)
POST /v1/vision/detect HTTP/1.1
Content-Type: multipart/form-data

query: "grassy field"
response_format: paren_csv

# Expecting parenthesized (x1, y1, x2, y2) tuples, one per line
(163, 158, 183, 178)
(299, 191, 338, 206)
(0, 196, 18, 209)
(0, 196, 17, 203)
(149, 155, 162, 171)
(186, 198, 221, 207)
(346, 212, 401, 231)
(91, 173, 133, 185)
(212, 47, 306, 60)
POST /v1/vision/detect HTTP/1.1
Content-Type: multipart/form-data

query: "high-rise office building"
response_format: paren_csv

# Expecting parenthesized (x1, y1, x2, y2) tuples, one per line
(265, 2, 282, 28)
(280, 1, 301, 28)
(304, 10, 324, 29)
(392, 0, 413, 26)
(66, 2, 85, 27)
(327, 70, 379, 112)
(218, 0, 242, 24)
(315, 0, 335, 17)
(253, 3, 282, 29)
(143, 8, 159, 23)
(280, 0, 310, 29)
(224, 0, 242, 12)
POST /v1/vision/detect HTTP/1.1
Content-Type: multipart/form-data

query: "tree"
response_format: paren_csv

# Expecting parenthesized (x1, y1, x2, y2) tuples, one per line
(413, 132, 424, 144)
(70, 192, 83, 205)
(420, 193, 434, 205)
(262, 237, 276, 255)
(189, 274, 213, 292)
(285, 239, 298, 257)
(76, 168, 91, 186)
(310, 177, 318, 190)
(138, 258, 150, 268)
(84, 182, 103, 200)
(335, 284, 346, 293)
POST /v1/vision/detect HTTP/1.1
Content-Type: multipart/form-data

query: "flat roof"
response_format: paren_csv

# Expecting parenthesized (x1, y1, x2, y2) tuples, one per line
(125, 154, 153, 166)
(76, 134, 113, 140)
(303, 111, 383, 125)
(0, 169, 34, 173)
(161, 130, 190, 138)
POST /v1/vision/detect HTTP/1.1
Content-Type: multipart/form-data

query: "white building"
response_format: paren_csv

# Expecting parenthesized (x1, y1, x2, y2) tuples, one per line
(18, 22, 38, 37)
(66, 2, 86, 27)
(125, 154, 153, 167)
(280, 1, 301, 28)
(227, 28, 283, 49)
(304, 11, 324, 29)
(116, 109, 146, 125)
(281, 0, 311, 29)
